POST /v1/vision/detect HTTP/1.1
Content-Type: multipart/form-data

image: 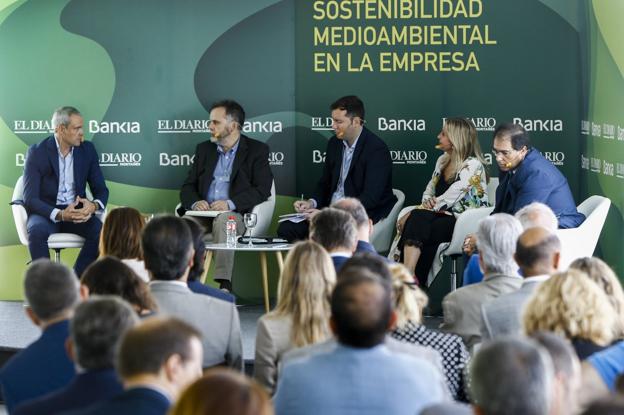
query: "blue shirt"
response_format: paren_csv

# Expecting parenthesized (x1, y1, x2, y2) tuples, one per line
(206, 140, 239, 210)
(588, 341, 624, 391)
(50, 136, 76, 222)
(330, 133, 360, 205)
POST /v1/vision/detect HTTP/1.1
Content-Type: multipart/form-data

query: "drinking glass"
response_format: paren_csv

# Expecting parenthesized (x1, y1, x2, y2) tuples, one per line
(244, 213, 258, 246)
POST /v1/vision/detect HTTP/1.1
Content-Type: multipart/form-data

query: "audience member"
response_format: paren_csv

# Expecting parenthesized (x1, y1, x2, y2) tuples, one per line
(440, 214, 523, 349)
(523, 269, 616, 359)
(396, 117, 488, 285)
(580, 396, 624, 415)
(470, 337, 554, 415)
(569, 257, 624, 339)
(74, 317, 203, 415)
(182, 217, 235, 303)
(99, 206, 149, 282)
(143, 215, 242, 369)
(277, 95, 396, 242)
(481, 227, 560, 340)
(463, 201, 558, 286)
(81, 256, 157, 316)
(14, 296, 138, 415)
(579, 341, 624, 406)
(309, 207, 357, 271)
(0, 260, 78, 412)
(331, 197, 381, 256)
(254, 241, 336, 394)
(170, 368, 274, 415)
(531, 331, 581, 415)
(274, 269, 446, 415)
(389, 263, 469, 401)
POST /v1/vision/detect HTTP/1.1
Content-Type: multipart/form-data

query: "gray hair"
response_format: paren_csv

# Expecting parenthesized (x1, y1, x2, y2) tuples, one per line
(476, 214, 523, 275)
(24, 259, 79, 321)
(51, 106, 81, 129)
(331, 198, 369, 229)
(515, 202, 558, 231)
(470, 337, 554, 415)
(71, 296, 138, 370)
(310, 208, 357, 252)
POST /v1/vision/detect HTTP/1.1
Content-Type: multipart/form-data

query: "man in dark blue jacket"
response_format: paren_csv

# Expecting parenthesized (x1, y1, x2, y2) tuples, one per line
(0, 260, 78, 412)
(14, 296, 137, 415)
(491, 123, 584, 228)
(23, 106, 109, 276)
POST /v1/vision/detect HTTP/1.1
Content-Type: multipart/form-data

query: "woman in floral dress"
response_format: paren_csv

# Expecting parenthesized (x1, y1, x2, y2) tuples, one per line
(396, 117, 488, 285)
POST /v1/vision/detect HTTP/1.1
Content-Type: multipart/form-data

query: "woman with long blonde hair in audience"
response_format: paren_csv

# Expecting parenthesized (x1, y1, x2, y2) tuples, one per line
(569, 257, 624, 339)
(523, 269, 616, 359)
(388, 263, 469, 401)
(253, 240, 336, 394)
(99, 206, 149, 282)
(171, 368, 273, 415)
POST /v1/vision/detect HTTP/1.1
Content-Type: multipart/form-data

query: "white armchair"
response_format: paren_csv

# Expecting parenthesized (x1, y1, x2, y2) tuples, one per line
(370, 189, 405, 254)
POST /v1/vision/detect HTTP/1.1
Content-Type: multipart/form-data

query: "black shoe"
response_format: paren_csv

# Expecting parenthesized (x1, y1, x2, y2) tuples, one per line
(215, 279, 232, 293)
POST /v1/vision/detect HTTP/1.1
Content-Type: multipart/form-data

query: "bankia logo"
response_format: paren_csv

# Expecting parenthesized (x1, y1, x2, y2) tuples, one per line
(378, 117, 425, 132)
(603, 123, 615, 140)
(89, 121, 140, 133)
(513, 117, 563, 132)
(159, 153, 195, 166)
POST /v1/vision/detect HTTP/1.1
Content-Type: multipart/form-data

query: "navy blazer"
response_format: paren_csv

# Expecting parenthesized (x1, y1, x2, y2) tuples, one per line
(13, 368, 123, 415)
(23, 135, 109, 218)
(68, 387, 170, 415)
(179, 135, 273, 215)
(493, 148, 585, 228)
(312, 127, 396, 223)
(0, 320, 75, 413)
(187, 280, 235, 303)
(331, 255, 350, 273)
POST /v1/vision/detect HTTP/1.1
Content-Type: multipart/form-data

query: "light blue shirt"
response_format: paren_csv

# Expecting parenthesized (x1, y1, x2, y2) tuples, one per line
(205, 140, 239, 210)
(50, 137, 76, 222)
(588, 341, 624, 391)
(330, 133, 360, 205)
(274, 343, 445, 415)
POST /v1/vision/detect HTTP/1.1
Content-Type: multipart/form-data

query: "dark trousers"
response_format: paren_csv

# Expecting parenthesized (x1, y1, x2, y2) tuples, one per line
(27, 212, 102, 277)
(276, 220, 310, 243)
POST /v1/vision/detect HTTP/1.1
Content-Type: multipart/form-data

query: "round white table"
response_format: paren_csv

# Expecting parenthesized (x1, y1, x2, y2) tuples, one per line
(203, 242, 293, 312)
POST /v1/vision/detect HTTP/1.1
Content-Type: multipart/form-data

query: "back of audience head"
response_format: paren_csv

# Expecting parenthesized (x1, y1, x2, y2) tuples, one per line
(569, 257, 624, 338)
(476, 213, 523, 276)
(142, 215, 193, 281)
(515, 202, 558, 231)
(309, 207, 357, 253)
(81, 256, 157, 315)
(523, 269, 615, 347)
(170, 368, 273, 415)
(70, 296, 138, 371)
(331, 197, 372, 238)
(530, 331, 581, 415)
(24, 259, 79, 325)
(331, 268, 393, 348)
(388, 263, 428, 328)
(581, 396, 624, 415)
(514, 227, 561, 276)
(182, 217, 207, 283)
(339, 252, 392, 283)
(117, 317, 203, 397)
(273, 240, 336, 347)
(470, 337, 553, 415)
(99, 206, 145, 260)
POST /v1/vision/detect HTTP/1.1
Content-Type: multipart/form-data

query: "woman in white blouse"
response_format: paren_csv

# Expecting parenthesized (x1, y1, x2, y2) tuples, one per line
(395, 117, 488, 285)
(253, 240, 336, 394)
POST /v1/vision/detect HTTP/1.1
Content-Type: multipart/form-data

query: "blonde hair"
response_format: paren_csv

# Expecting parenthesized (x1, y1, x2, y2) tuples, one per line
(440, 117, 487, 181)
(570, 257, 624, 339)
(270, 241, 336, 347)
(389, 263, 428, 329)
(523, 269, 615, 346)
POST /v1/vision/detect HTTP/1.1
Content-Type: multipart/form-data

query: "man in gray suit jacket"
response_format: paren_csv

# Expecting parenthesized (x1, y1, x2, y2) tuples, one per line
(143, 216, 242, 370)
(481, 227, 561, 341)
(440, 214, 524, 350)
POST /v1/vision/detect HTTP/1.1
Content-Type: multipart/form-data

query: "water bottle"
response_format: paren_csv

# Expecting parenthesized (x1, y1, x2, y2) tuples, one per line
(225, 216, 237, 247)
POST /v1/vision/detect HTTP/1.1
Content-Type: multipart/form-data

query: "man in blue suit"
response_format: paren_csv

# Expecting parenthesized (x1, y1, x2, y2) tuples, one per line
(309, 208, 357, 272)
(491, 123, 584, 228)
(274, 267, 446, 415)
(73, 317, 203, 415)
(14, 296, 138, 415)
(0, 260, 78, 412)
(23, 106, 109, 276)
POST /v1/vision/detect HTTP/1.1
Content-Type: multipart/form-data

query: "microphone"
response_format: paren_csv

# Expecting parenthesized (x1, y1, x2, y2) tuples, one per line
(435, 144, 443, 150)
(336, 131, 345, 139)
(505, 162, 512, 168)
